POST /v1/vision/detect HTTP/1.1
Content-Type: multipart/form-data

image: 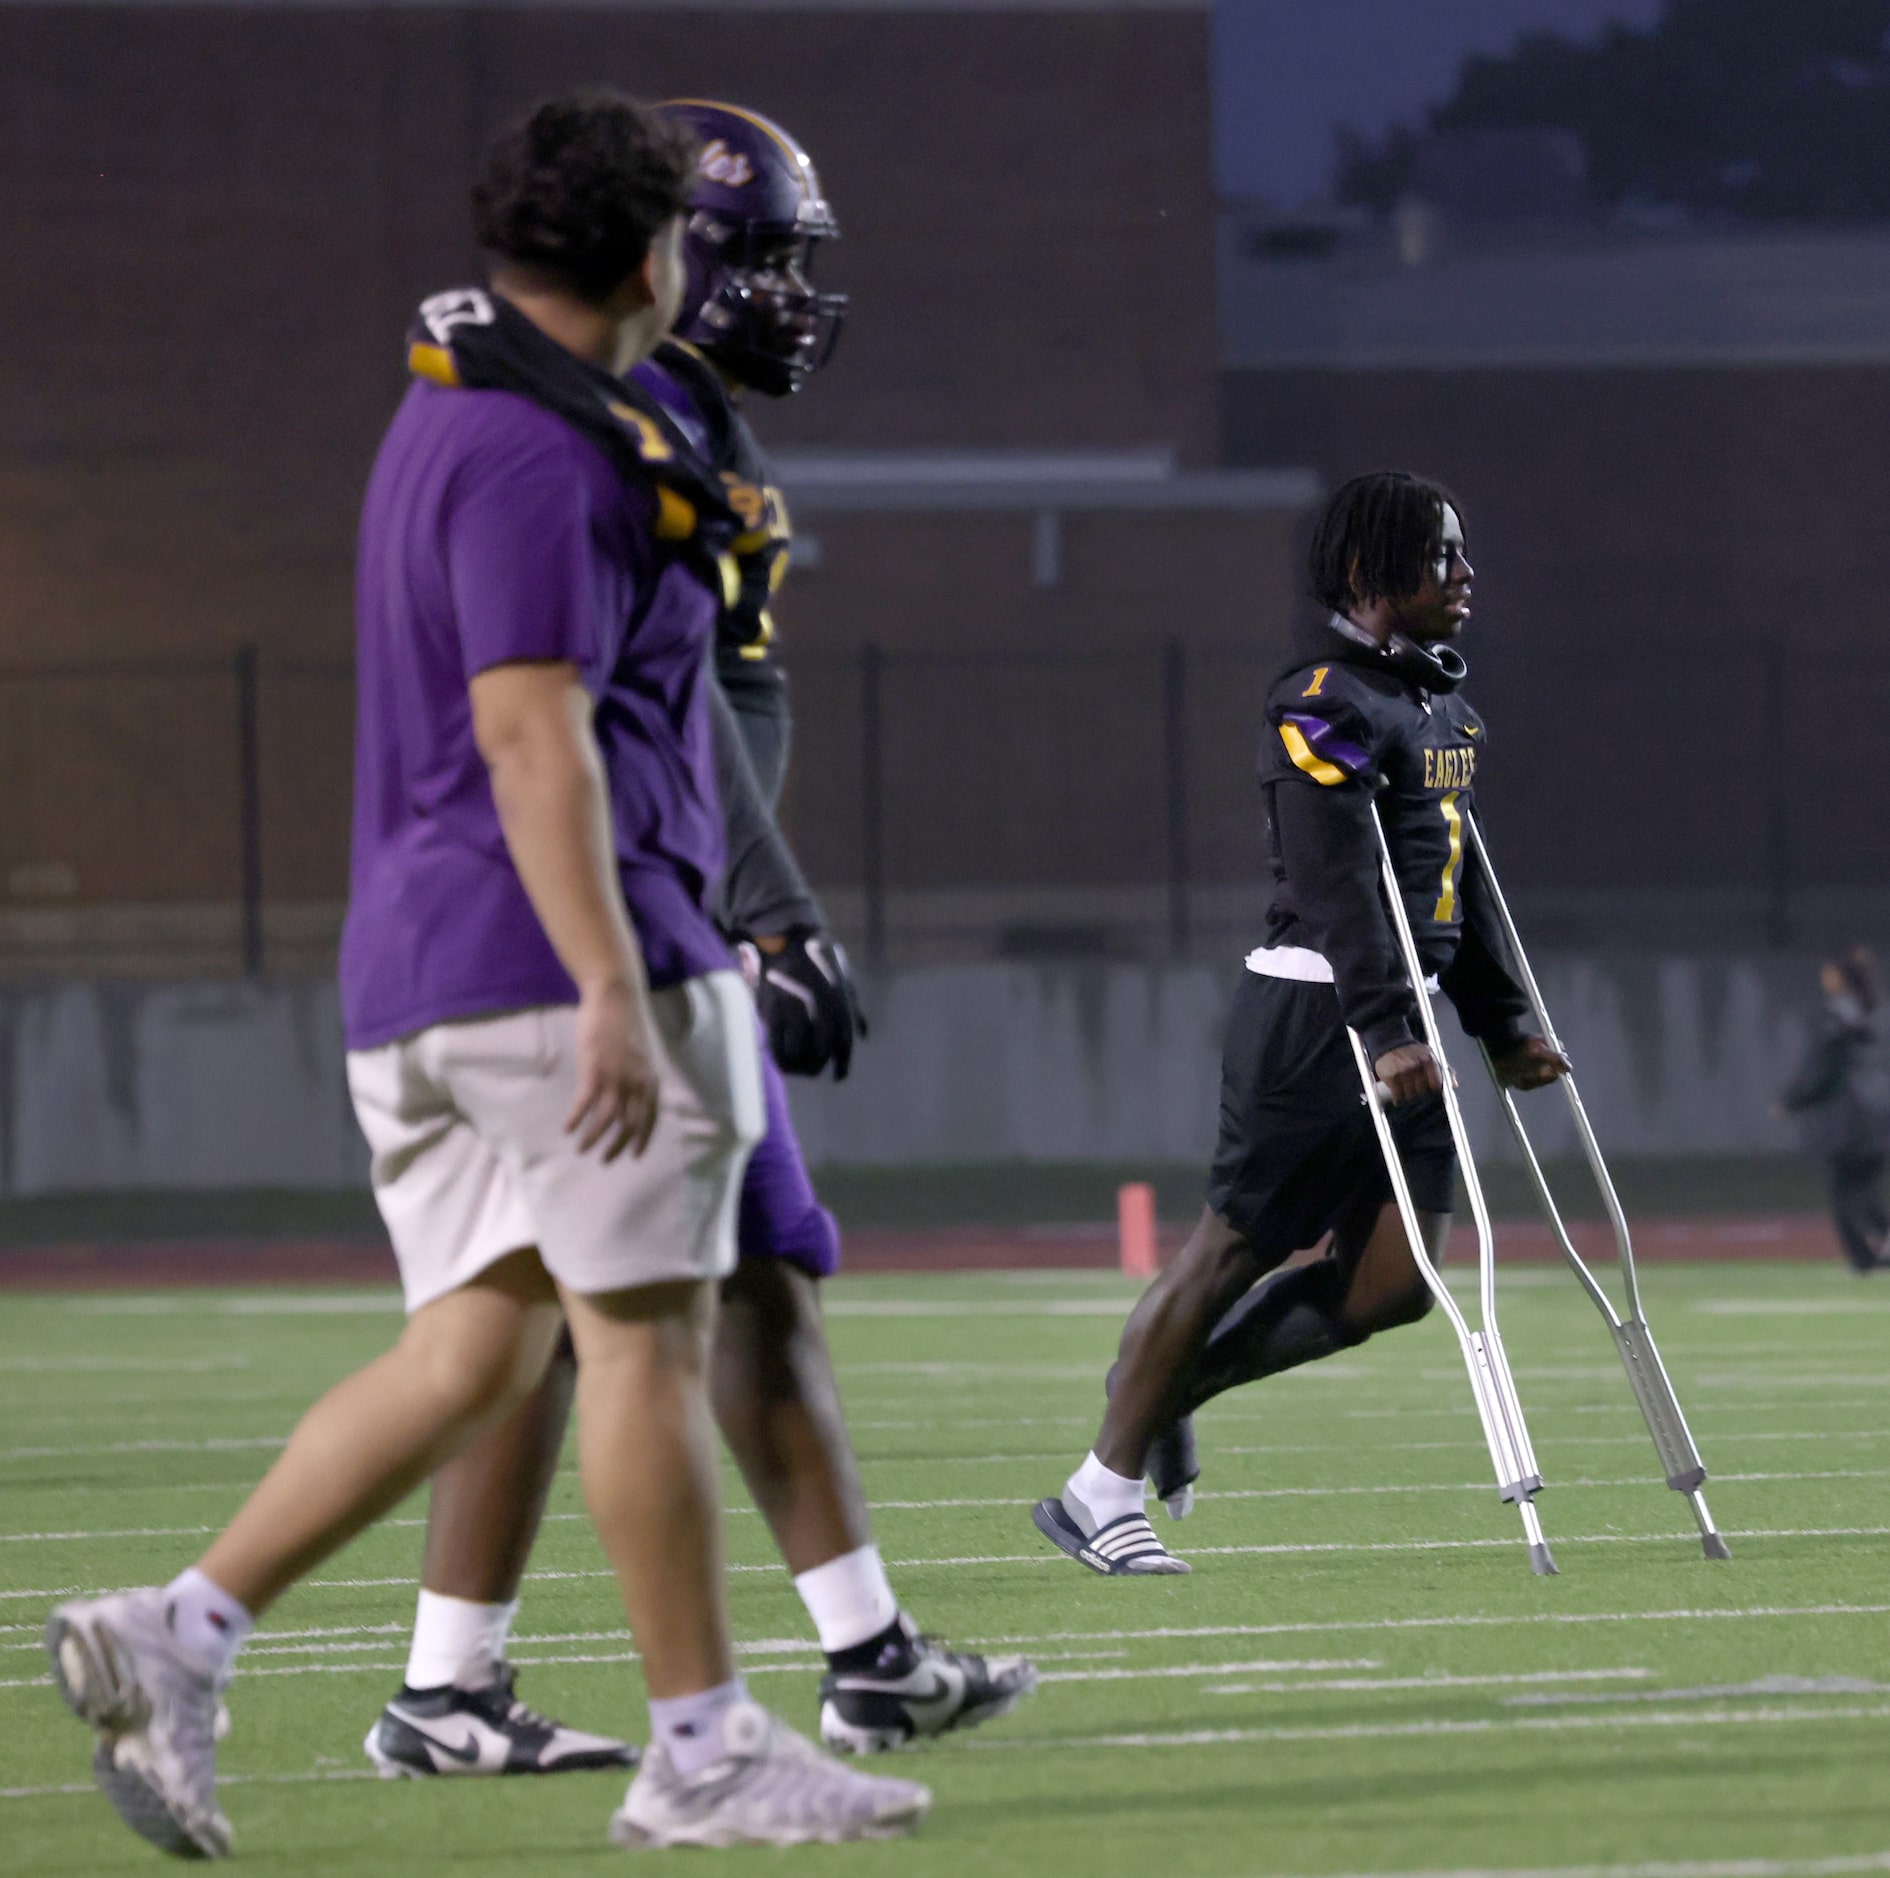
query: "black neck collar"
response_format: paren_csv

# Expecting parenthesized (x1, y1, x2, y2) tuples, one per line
(1324, 613, 1467, 695)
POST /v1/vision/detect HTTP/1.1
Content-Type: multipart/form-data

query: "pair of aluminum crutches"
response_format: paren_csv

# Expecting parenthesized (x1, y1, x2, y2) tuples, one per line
(1345, 803, 1731, 1575)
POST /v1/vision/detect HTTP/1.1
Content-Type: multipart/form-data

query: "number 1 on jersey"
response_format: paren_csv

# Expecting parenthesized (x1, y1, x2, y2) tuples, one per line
(1434, 792, 1464, 920)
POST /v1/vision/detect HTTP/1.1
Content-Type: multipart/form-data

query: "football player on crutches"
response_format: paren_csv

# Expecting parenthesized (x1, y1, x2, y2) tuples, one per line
(1035, 470, 1571, 1576)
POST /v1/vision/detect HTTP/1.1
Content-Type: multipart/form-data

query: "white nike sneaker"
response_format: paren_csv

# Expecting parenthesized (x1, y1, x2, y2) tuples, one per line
(819, 1615, 1038, 1753)
(365, 1667, 635, 1777)
(607, 1700, 930, 1848)
(46, 1587, 233, 1859)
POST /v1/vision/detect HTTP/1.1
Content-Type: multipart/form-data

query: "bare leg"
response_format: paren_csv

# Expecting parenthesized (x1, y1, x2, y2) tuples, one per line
(712, 1257, 870, 1577)
(559, 1277, 733, 1701)
(1336, 1202, 1445, 1335)
(418, 1333, 577, 1604)
(408, 1253, 872, 1616)
(1094, 1205, 1274, 1479)
(198, 1249, 564, 1617)
(1178, 1202, 1448, 1419)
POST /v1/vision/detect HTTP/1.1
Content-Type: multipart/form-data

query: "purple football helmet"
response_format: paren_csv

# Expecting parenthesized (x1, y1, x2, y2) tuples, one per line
(654, 99, 847, 398)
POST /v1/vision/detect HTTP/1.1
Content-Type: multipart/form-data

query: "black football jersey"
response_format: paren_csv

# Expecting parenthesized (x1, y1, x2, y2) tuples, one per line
(643, 341, 790, 691)
(1257, 616, 1529, 1061)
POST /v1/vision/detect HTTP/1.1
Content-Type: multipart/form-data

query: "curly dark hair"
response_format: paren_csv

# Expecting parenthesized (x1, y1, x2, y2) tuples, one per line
(1308, 470, 1463, 615)
(472, 90, 698, 303)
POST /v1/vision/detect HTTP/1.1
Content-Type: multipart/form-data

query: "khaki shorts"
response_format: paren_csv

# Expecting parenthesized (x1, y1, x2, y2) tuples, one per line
(348, 971, 764, 1314)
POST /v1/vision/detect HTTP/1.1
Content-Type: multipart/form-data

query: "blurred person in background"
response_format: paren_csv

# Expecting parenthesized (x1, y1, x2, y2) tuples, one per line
(1780, 944, 1890, 1274)
(366, 97, 1034, 1781)
(43, 89, 931, 1856)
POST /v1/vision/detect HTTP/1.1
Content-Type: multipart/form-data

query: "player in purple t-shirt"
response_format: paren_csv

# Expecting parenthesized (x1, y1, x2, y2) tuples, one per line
(43, 92, 929, 1856)
(367, 100, 1036, 1773)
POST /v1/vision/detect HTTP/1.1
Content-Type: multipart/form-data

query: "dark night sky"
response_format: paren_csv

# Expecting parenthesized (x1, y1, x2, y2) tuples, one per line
(1213, 0, 1662, 205)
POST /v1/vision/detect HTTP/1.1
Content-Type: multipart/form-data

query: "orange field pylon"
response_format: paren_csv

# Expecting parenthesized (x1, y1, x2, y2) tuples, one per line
(1117, 1181, 1159, 1280)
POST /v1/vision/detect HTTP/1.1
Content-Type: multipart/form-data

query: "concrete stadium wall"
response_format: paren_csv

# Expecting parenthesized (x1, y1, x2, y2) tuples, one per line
(0, 958, 1813, 1195)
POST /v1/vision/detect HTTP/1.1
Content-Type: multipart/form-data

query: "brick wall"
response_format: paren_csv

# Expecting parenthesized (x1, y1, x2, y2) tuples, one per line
(0, 4, 1220, 931)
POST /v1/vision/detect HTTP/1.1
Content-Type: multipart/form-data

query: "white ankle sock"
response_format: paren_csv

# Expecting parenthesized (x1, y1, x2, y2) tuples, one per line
(1067, 1451, 1145, 1527)
(648, 1678, 747, 1778)
(162, 1568, 253, 1678)
(791, 1544, 900, 1654)
(404, 1590, 518, 1691)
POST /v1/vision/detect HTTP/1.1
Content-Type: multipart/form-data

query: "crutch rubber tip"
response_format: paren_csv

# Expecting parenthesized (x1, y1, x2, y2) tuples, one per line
(1701, 1532, 1732, 1561)
(1528, 1542, 1560, 1576)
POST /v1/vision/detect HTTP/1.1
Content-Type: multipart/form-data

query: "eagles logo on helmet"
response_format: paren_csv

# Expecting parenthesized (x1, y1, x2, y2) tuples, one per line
(654, 99, 848, 398)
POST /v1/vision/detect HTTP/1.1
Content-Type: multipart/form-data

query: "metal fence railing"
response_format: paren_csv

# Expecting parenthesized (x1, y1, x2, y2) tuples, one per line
(1, 642, 1885, 977)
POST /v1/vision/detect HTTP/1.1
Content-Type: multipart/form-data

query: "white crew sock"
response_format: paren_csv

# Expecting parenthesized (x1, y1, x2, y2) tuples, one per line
(791, 1544, 901, 1654)
(404, 1590, 519, 1691)
(648, 1678, 747, 1779)
(162, 1568, 253, 1679)
(1066, 1451, 1145, 1528)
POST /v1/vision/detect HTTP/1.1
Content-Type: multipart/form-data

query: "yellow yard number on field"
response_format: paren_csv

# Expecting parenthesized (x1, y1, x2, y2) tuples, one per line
(1434, 792, 1464, 921)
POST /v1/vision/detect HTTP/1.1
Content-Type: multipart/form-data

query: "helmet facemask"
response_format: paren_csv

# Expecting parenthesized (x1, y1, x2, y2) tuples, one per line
(680, 217, 847, 398)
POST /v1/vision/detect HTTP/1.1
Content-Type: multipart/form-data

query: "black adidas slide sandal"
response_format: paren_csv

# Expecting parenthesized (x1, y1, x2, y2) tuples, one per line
(1030, 1497, 1191, 1576)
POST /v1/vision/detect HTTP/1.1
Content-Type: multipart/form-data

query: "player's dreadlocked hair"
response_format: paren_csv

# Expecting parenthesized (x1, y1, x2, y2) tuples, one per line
(473, 90, 698, 304)
(1308, 470, 1463, 615)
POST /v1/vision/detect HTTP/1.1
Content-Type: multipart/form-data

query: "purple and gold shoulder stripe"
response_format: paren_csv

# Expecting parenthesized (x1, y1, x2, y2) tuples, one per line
(1278, 711, 1370, 787)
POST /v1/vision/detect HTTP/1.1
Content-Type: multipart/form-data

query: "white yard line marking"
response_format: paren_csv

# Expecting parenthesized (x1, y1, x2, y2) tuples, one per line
(4, 1533, 1886, 1614)
(0, 1652, 1644, 1695)
(8, 1466, 1876, 1549)
(7, 1468, 1880, 1546)
(1699, 1300, 1890, 1315)
(973, 1604, 1890, 1649)
(61, 1293, 403, 1317)
(1421, 1367, 1633, 1383)
(841, 1360, 1374, 1382)
(0, 1435, 286, 1463)
(1336, 1394, 1890, 1417)
(823, 1299, 1134, 1317)
(964, 1701, 1890, 1751)
(1507, 1674, 1890, 1707)
(1, 1424, 1878, 1487)
(1053, 1664, 1643, 1691)
(1692, 1375, 1890, 1388)
(1422, 1366, 1890, 1391)
(2, 1767, 380, 1801)
(1203, 1668, 1648, 1696)
(0, 1357, 252, 1374)
(7, 1393, 1878, 1468)
(1254, 1854, 1890, 1878)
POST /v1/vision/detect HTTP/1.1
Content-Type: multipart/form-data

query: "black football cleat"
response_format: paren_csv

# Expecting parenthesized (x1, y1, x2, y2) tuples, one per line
(364, 1667, 635, 1777)
(818, 1616, 1038, 1754)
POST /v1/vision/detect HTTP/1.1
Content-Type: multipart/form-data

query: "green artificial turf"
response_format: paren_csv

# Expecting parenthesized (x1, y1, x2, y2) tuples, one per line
(3, 1260, 1887, 1876)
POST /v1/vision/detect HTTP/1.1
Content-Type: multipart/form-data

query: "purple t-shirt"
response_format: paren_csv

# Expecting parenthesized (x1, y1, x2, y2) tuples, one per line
(339, 380, 731, 1051)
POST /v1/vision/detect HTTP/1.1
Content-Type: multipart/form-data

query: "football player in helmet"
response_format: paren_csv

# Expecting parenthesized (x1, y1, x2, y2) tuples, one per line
(365, 101, 1036, 1781)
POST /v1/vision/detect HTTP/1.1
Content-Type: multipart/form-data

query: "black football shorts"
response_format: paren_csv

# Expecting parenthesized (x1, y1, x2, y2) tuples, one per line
(1204, 970, 1456, 1259)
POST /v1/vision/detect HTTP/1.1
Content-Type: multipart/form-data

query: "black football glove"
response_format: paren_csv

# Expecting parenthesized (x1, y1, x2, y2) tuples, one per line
(736, 929, 868, 1080)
